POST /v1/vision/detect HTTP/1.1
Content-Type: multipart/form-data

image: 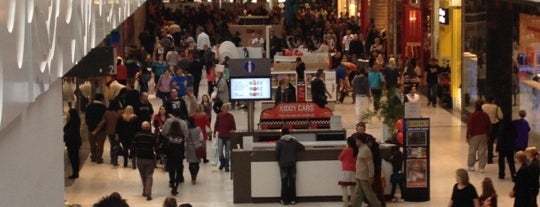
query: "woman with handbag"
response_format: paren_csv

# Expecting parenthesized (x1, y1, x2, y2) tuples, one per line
(64, 108, 81, 179)
(193, 104, 211, 163)
(186, 117, 203, 184)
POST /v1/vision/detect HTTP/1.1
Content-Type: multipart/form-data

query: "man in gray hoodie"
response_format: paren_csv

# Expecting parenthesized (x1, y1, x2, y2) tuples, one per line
(275, 127, 305, 205)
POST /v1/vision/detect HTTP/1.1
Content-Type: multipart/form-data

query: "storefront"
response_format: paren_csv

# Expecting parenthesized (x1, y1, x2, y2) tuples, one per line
(461, 0, 540, 148)
(438, 0, 461, 109)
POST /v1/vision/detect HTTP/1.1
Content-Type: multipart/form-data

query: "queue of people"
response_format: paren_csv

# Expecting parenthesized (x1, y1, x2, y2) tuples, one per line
(449, 146, 539, 207)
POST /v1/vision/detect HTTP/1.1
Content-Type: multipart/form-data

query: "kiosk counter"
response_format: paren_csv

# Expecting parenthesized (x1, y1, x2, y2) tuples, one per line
(231, 142, 344, 203)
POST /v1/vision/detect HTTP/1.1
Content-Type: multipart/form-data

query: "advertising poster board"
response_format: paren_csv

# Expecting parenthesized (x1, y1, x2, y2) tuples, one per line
(403, 118, 430, 201)
(270, 71, 298, 101)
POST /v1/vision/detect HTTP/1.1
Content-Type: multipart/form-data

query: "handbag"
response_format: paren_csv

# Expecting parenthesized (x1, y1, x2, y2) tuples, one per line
(196, 146, 205, 159)
(210, 88, 218, 100)
(112, 142, 123, 155)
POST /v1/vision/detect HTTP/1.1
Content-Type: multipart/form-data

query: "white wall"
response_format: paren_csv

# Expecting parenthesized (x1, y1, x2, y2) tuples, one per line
(0, 0, 145, 131)
(0, 80, 64, 206)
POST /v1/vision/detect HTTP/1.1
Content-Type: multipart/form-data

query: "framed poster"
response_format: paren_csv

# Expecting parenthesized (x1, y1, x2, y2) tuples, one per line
(406, 159, 427, 188)
(270, 71, 297, 101)
(406, 147, 427, 159)
(406, 131, 427, 146)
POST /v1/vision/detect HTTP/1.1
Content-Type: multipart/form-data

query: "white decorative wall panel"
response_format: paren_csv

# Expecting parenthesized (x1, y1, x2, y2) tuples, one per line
(0, 0, 145, 130)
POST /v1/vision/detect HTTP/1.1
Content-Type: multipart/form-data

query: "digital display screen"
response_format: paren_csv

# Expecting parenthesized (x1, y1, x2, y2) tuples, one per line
(230, 77, 272, 101)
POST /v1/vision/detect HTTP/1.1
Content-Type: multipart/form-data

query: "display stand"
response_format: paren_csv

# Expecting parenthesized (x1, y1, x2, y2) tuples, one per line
(402, 118, 430, 202)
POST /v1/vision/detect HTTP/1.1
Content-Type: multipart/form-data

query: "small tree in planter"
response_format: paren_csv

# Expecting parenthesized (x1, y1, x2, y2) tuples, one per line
(360, 88, 405, 143)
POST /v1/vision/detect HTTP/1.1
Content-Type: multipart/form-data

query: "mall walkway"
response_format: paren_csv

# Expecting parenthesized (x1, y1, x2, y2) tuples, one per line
(64, 80, 523, 206)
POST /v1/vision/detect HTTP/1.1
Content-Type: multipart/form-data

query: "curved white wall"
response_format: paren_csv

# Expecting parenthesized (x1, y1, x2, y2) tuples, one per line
(0, 0, 144, 206)
(0, 0, 144, 131)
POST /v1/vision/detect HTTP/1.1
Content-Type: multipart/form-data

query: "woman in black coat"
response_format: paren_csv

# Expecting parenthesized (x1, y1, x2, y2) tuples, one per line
(64, 109, 81, 179)
(310, 69, 332, 108)
(115, 105, 141, 169)
(526, 147, 540, 207)
(165, 120, 186, 196)
(511, 151, 532, 207)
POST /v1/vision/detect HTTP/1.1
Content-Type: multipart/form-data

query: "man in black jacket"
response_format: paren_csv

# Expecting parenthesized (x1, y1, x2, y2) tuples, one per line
(85, 93, 107, 163)
(497, 119, 517, 181)
(187, 58, 203, 98)
(132, 121, 157, 201)
(275, 127, 305, 205)
(164, 89, 188, 120)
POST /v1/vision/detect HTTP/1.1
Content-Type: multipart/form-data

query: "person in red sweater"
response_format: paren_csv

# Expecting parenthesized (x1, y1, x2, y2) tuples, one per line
(116, 57, 128, 85)
(193, 104, 211, 163)
(213, 102, 236, 172)
(466, 100, 492, 173)
(339, 137, 358, 207)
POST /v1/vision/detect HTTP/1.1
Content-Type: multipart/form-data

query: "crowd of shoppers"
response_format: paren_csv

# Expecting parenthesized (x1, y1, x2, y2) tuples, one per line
(62, 1, 540, 206)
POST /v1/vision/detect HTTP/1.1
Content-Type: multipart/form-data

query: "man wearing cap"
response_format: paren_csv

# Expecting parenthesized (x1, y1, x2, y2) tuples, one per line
(213, 103, 236, 172)
(352, 132, 382, 207)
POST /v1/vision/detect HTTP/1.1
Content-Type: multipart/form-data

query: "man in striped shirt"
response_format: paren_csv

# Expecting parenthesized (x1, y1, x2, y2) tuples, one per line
(132, 121, 157, 201)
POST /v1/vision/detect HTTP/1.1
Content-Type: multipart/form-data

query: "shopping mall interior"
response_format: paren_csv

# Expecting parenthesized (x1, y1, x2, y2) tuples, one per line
(1, 0, 540, 206)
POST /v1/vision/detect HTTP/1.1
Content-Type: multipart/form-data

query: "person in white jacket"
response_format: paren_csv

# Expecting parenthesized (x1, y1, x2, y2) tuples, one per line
(196, 27, 211, 51)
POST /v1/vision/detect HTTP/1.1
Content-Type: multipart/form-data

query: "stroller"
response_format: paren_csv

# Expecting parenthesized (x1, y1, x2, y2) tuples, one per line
(438, 72, 452, 108)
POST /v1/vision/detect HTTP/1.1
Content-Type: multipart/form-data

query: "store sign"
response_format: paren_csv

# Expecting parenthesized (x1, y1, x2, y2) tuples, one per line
(260, 103, 332, 119)
(439, 8, 449, 25)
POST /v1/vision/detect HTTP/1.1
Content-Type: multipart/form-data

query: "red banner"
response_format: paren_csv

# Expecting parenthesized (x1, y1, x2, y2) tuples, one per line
(260, 103, 333, 120)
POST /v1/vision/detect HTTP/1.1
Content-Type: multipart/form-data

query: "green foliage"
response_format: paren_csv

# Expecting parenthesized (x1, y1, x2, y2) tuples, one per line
(360, 88, 404, 141)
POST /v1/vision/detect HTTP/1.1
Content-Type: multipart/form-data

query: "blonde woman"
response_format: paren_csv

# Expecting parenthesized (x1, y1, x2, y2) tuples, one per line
(525, 147, 540, 206)
(115, 105, 140, 168)
(510, 151, 532, 206)
(448, 169, 480, 207)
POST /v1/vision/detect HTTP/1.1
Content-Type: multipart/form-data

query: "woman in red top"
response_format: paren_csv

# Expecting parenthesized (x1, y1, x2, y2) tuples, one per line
(338, 137, 358, 207)
(193, 104, 211, 163)
(152, 106, 171, 137)
(116, 57, 128, 85)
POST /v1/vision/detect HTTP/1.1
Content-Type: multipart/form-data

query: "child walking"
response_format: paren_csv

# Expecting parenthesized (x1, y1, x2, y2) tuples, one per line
(387, 147, 405, 202)
(479, 177, 497, 207)
(338, 137, 358, 207)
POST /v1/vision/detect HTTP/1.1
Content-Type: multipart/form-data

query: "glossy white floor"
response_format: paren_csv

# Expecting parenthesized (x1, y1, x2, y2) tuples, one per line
(64, 80, 534, 207)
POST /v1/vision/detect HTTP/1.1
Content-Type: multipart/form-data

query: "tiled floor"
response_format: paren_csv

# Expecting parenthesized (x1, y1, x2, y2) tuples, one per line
(64, 79, 533, 207)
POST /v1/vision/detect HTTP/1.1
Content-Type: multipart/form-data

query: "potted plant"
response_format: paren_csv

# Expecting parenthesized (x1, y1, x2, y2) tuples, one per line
(360, 88, 404, 143)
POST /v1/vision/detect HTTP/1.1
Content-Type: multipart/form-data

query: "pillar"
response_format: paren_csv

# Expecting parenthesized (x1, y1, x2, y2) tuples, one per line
(486, 0, 513, 120)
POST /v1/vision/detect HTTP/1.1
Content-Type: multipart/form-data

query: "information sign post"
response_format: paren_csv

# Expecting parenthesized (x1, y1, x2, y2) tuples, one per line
(228, 59, 272, 132)
(402, 118, 430, 202)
